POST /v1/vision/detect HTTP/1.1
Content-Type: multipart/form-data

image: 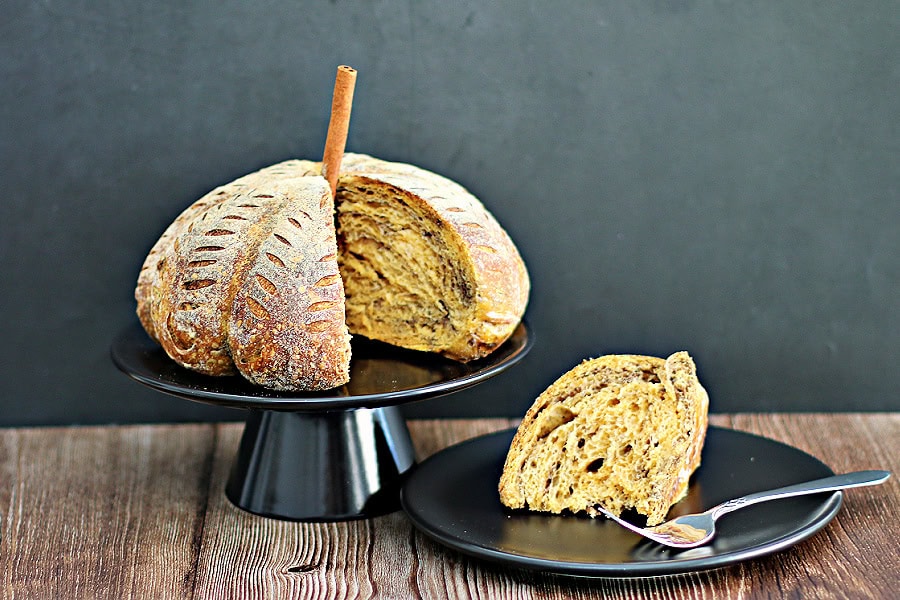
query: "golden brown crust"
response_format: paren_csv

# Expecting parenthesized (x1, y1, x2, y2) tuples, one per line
(137, 160, 351, 390)
(498, 352, 709, 526)
(135, 160, 319, 341)
(662, 351, 709, 505)
(227, 178, 351, 391)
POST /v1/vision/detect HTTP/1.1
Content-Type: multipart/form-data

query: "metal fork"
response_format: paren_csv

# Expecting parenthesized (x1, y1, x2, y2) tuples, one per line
(596, 470, 891, 548)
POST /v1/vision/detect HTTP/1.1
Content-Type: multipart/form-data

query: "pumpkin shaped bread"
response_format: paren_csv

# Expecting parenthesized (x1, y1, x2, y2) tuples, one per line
(135, 154, 529, 391)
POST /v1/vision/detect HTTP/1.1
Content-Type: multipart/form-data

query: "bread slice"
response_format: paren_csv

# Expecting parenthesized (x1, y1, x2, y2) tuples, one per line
(498, 352, 709, 525)
(135, 154, 529, 390)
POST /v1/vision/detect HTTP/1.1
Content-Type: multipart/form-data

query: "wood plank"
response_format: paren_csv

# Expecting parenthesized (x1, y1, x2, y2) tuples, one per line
(188, 419, 517, 599)
(409, 418, 518, 460)
(0, 415, 896, 599)
(0, 428, 19, 597)
(189, 423, 386, 598)
(0, 424, 216, 598)
(723, 413, 900, 599)
(187, 415, 899, 599)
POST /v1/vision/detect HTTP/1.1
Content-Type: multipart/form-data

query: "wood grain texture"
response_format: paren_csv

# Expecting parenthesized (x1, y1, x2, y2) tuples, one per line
(0, 424, 217, 599)
(0, 415, 896, 599)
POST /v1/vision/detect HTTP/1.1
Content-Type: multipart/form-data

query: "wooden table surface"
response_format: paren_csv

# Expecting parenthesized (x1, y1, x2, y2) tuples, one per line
(0, 413, 896, 599)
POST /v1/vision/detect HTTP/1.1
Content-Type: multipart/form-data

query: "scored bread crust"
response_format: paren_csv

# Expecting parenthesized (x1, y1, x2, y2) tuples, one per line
(136, 160, 317, 342)
(135, 153, 529, 389)
(136, 160, 351, 391)
(498, 352, 709, 526)
(337, 153, 530, 360)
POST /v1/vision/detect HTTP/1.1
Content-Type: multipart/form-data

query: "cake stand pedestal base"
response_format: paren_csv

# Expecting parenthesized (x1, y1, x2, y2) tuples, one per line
(225, 406, 415, 521)
(112, 321, 531, 522)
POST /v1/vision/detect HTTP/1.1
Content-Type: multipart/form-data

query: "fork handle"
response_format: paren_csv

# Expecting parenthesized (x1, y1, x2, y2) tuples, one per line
(710, 470, 891, 518)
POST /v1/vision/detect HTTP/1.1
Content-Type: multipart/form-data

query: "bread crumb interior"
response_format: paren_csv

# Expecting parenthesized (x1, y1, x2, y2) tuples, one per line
(499, 354, 704, 525)
(336, 178, 475, 355)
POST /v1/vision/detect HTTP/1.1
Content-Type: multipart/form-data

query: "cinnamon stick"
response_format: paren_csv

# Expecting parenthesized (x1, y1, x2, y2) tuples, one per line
(321, 65, 357, 197)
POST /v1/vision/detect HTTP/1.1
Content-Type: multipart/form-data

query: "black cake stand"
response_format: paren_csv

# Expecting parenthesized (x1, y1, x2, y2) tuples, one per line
(111, 322, 531, 522)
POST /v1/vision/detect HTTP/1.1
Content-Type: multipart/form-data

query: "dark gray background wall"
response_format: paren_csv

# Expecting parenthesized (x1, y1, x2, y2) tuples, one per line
(1, 1, 897, 426)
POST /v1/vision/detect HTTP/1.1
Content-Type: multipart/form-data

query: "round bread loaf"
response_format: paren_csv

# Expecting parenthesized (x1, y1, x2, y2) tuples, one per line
(498, 352, 708, 526)
(135, 154, 529, 391)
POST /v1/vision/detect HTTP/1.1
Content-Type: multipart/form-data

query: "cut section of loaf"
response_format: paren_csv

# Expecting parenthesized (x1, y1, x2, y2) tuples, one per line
(498, 352, 708, 526)
(336, 154, 530, 361)
(135, 154, 529, 390)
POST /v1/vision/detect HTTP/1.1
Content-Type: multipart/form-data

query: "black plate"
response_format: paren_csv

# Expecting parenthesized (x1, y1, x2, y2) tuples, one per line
(111, 321, 531, 411)
(401, 427, 842, 578)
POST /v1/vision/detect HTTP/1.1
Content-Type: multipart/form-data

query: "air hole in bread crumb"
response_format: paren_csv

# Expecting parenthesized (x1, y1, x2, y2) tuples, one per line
(205, 229, 234, 236)
(586, 458, 605, 473)
(620, 444, 633, 456)
(288, 217, 302, 229)
(195, 245, 225, 252)
(577, 438, 586, 448)
(274, 234, 292, 246)
(178, 302, 198, 311)
(641, 370, 662, 383)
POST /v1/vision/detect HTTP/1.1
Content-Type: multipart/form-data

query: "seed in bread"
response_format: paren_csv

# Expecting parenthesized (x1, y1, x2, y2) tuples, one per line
(498, 352, 709, 526)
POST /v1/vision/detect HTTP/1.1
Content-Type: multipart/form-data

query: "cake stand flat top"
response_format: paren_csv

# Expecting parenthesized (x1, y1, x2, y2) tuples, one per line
(111, 321, 532, 411)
